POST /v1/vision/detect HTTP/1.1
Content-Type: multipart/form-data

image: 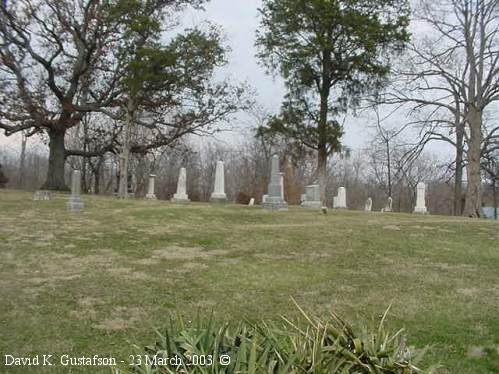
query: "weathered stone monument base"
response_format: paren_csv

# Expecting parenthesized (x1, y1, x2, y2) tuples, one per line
(263, 199, 288, 212)
(171, 194, 190, 203)
(414, 206, 428, 214)
(210, 193, 227, 203)
(301, 201, 322, 209)
(146, 193, 157, 200)
(33, 190, 51, 201)
(67, 197, 84, 212)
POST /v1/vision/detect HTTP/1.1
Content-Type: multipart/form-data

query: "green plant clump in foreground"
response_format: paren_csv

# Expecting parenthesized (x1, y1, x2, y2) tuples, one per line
(117, 303, 431, 374)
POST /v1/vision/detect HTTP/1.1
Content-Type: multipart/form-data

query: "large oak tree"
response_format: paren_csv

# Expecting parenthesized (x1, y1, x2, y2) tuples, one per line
(0, 0, 248, 191)
(0, 0, 124, 190)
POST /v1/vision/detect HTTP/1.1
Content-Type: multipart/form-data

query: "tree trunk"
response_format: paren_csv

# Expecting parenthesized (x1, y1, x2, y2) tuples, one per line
(134, 153, 147, 198)
(493, 177, 497, 220)
(386, 139, 392, 198)
(118, 98, 135, 198)
(82, 121, 89, 194)
(454, 117, 464, 216)
(317, 48, 332, 207)
(18, 132, 27, 189)
(317, 146, 327, 206)
(463, 107, 483, 217)
(94, 168, 100, 195)
(92, 156, 104, 195)
(41, 128, 69, 191)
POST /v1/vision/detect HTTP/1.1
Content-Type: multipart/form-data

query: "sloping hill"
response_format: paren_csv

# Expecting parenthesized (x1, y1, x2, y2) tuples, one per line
(0, 189, 498, 373)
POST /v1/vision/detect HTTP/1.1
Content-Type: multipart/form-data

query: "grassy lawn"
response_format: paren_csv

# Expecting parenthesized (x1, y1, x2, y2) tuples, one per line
(0, 189, 498, 373)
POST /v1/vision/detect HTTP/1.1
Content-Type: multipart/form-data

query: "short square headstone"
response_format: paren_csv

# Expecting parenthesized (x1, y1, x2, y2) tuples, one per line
(301, 184, 321, 208)
(33, 190, 51, 201)
(333, 187, 347, 209)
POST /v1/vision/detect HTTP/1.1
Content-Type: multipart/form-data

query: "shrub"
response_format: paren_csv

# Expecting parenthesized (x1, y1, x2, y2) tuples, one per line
(115, 303, 432, 374)
(236, 192, 252, 205)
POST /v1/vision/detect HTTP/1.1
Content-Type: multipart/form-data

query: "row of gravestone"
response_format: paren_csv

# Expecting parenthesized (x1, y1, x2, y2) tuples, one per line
(158, 161, 228, 203)
(34, 162, 229, 212)
(265, 155, 428, 214)
(34, 156, 428, 214)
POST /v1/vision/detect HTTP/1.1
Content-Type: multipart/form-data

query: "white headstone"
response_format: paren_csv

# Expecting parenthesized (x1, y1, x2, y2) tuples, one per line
(385, 196, 393, 212)
(365, 197, 372, 212)
(248, 198, 255, 206)
(172, 167, 190, 203)
(333, 187, 347, 209)
(67, 170, 84, 212)
(146, 174, 157, 199)
(210, 161, 227, 202)
(414, 182, 428, 214)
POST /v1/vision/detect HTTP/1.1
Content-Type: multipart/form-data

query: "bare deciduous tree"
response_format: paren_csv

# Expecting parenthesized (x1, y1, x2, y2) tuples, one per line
(379, 0, 499, 217)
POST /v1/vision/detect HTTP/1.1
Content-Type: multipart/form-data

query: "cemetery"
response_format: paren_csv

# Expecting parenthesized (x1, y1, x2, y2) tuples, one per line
(1, 161, 499, 373)
(0, 0, 498, 373)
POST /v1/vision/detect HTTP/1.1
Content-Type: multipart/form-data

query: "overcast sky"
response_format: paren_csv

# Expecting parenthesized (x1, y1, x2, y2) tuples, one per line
(183, 0, 403, 151)
(0, 0, 454, 159)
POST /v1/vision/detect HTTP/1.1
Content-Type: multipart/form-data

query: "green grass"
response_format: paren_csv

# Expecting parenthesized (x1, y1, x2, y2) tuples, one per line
(0, 189, 498, 373)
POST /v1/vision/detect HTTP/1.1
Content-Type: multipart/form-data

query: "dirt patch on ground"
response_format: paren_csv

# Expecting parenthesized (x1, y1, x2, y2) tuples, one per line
(16, 250, 142, 288)
(138, 225, 190, 235)
(78, 296, 105, 307)
(457, 288, 481, 297)
(151, 246, 227, 260)
(93, 306, 146, 331)
(107, 266, 153, 281)
(0, 251, 16, 263)
(182, 262, 209, 270)
(136, 258, 157, 266)
(254, 253, 297, 261)
(220, 258, 241, 265)
(431, 262, 479, 272)
(236, 223, 332, 230)
(383, 225, 401, 231)
(412, 225, 436, 231)
(70, 308, 98, 320)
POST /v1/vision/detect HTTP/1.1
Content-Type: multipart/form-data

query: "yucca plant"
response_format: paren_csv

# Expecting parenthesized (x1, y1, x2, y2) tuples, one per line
(115, 302, 434, 374)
